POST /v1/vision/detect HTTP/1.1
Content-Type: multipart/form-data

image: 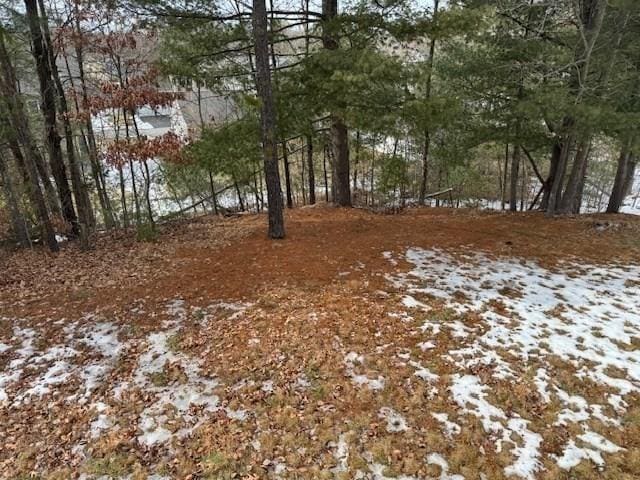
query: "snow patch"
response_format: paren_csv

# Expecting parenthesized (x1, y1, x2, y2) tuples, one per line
(450, 374, 542, 479)
(378, 407, 409, 432)
(344, 351, 385, 391)
(387, 247, 640, 473)
(431, 412, 461, 437)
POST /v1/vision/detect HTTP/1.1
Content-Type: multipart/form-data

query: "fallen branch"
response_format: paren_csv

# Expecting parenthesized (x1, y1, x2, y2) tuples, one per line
(521, 146, 545, 184)
(424, 187, 453, 199)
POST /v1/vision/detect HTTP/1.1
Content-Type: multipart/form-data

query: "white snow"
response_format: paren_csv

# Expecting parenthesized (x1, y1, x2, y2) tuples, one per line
(378, 407, 409, 432)
(170, 99, 189, 139)
(1, 321, 124, 405)
(450, 374, 542, 479)
(0, 299, 251, 455)
(417, 340, 436, 351)
(131, 299, 248, 446)
(431, 412, 461, 437)
(386, 247, 640, 476)
(556, 432, 624, 469)
(409, 360, 439, 382)
(344, 351, 386, 391)
(330, 434, 349, 474)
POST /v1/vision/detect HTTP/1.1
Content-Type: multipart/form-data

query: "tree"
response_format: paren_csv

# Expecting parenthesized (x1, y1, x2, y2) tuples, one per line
(252, 0, 285, 238)
(0, 27, 58, 252)
(0, 148, 30, 247)
(322, 0, 350, 207)
(418, 0, 440, 205)
(24, 0, 79, 236)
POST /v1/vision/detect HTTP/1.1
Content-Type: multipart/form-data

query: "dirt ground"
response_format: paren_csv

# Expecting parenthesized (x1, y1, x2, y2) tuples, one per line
(2, 206, 639, 317)
(1, 206, 640, 480)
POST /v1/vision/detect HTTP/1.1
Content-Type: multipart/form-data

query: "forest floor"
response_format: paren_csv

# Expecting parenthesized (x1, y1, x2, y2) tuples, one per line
(1, 206, 640, 480)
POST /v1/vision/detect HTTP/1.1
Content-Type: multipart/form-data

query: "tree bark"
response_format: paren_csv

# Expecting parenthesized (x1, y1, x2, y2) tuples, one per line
(323, 0, 351, 207)
(0, 29, 58, 251)
(541, 139, 561, 210)
(419, 0, 439, 205)
(546, 120, 574, 214)
(24, 0, 78, 234)
(5, 118, 59, 216)
(38, 0, 93, 241)
(0, 150, 31, 247)
(323, 144, 329, 202)
(622, 155, 636, 199)
(607, 140, 632, 213)
(501, 143, 509, 210)
(546, 0, 607, 216)
(141, 159, 155, 226)
(118, 165, 129, 228)
(252, 0, 285, 238)
(509, 144, 521, 212)
(282, 141, 293, 208)
(559, 137, 591, 213)
(233, 175, 245, 211)
(300, 144, 306, 205)
(353, 130, 360, 192)
(307, 135, 315, 205)
(573, 149, 589, 213)
(331, 117, 351, 206)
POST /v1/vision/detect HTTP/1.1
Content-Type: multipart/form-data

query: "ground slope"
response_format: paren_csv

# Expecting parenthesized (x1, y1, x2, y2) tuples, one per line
(1, 207, 639, 479)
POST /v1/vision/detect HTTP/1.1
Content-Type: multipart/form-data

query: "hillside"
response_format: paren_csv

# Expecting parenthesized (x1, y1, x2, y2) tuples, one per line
(1, 207, 640, 479)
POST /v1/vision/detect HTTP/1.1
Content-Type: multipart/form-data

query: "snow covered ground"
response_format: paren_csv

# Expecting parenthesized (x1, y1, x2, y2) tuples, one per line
(0, 300, 251, 477)
(1, 243, 639, 478)
(385, 247, 640, 478)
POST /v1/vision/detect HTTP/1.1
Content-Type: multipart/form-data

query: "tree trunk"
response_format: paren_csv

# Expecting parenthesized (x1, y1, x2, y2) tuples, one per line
(233, 175, 245, 211)
(72, 3, 115, 229)
(141, 159, 155, 227)
(559, 137, 591, 213)
(0, 151, 31, 247)
(501, 143, 509, 210)
(253, 169, 262, 211)
(307, 135, 315, 205)
(420, 131, 432, 206)
(323, 0, 351, 207)
(0, 29, 58, 251)
(546, 121, 574, 215)
(118, 165, 129, 228)
(546, 0, 607, 216)
(331, 117, 351, 206)
(541, 139, 561, 210)
(418, 0, 439, 205)
(573, 150, 590, 213)
(300, 145, 306, 205)
(129, 158, 141, 225)
(369, 137, 376, 206)
(252, 0, 285, 238)
(24, 0, 78, 234)
(509, 144, 520, 212)
(622, 155, 636, 199)
(282, 141, 293, 208)
(209, 170, 219, 215)
(38, 0, 93, 243)
(607, 140, 632, 213)
(353, 130, 360, 192)
(323, 144, 329, 202)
